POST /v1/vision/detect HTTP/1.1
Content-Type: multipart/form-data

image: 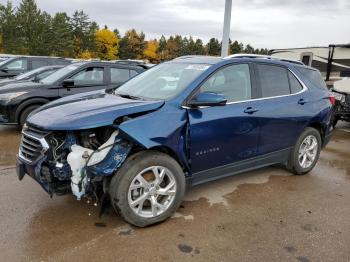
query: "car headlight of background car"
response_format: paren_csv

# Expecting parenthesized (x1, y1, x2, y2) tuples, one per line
(0, 92, 27, 103)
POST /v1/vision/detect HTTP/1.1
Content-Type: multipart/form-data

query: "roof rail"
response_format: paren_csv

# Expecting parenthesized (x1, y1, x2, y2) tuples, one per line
(225, 53, 304, 65)
(174, 55, 218, 60)
(114, 59, 145, 64)
(113, 59, 153, 69)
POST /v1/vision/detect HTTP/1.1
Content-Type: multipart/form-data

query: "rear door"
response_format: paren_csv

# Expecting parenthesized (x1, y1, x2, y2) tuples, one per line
(58, 66, 107, 97)
(187, 63, 261, 182)
(29, 58, 48, 70)
(107, 66, 133, 91)
(253, 63, 310, 156)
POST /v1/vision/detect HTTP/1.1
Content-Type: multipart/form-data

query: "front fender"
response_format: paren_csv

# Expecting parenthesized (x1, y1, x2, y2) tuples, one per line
(118, 106, 190, 170)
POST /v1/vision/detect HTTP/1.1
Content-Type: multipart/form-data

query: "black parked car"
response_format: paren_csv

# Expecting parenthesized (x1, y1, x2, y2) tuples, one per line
(0, 61, 148, 126)
(0, 65, 63, 87)
(0, 56, 71, 79)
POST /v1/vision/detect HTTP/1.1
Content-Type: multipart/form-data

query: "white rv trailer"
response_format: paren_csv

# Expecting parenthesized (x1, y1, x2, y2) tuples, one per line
(271, 44, 350, 88)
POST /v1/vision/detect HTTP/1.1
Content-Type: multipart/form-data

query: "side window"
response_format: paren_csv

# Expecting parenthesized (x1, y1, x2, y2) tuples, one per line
(200, 64, 252, 103)
(36, 69, 56, 80)
(130, 70, 138, 78)
(288, 72, 303, 93)
(257, 64, 290, 98)
(70, 67, 104, 86)
(110, 68, 130, 84)
(296, 67, 327, 90)
(32, 60, 47, 69)
(6, 59, 28, 70)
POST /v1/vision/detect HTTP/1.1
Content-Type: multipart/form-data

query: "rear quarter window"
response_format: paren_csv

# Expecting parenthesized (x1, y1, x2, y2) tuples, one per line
(288, 71, 303, 94)
(295, 67, 327, 90)
(256, 64, 290, 98)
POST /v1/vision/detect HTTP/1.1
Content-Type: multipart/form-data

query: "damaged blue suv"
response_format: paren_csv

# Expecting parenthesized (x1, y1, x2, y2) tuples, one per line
(16, 55, 334, 227)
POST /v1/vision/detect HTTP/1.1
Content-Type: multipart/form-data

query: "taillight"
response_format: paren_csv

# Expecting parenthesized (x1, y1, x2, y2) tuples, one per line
(328, 95, 336, 106)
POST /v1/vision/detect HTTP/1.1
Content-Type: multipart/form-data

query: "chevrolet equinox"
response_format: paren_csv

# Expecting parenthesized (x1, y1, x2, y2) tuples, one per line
(16, 55, 334, 227)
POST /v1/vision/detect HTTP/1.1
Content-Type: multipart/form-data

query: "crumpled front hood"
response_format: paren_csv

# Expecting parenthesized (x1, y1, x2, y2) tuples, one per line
(27, 91, 164, 130)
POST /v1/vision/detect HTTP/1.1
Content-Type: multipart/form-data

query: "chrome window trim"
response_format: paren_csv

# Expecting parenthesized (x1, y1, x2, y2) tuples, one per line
(182, 68, 308, 109)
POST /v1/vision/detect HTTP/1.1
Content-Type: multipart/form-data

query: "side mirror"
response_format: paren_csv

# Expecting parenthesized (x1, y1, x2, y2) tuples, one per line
(187, 92, 227, 107)
(62, 79, 75, 87)
(1, 67, 9, 73)
(106, 84, 121, 94)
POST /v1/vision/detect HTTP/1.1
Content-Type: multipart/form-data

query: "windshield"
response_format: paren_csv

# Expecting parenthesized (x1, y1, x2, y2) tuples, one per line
(0, 58, 12, 68)
(115, 62, 211, 100)
(40, 63, 83, 84)
(15, 67, 46, 80)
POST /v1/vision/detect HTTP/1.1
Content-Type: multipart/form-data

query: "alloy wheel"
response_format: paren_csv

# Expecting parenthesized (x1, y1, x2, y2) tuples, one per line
(128, 166, 177, 218)
(298, 135, 318, 169)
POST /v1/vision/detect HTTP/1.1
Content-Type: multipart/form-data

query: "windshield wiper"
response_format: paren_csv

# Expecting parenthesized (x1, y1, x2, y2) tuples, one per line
(116, 93, 143, 100)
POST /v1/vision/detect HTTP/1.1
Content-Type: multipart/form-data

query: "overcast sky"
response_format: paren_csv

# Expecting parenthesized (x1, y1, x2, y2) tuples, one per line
(10, 0, 350, 49)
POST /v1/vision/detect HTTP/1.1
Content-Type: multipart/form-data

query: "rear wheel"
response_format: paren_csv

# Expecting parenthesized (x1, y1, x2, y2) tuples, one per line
(109, 151, 186, 227)
(287, 127, 321, 175)
(19, 105, 40, 127)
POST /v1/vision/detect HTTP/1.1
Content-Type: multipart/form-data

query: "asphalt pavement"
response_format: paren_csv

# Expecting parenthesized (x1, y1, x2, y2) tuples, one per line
(0, 123, 349, 261)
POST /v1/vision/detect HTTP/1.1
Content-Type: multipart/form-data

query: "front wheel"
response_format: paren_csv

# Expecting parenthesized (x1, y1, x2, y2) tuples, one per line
(19, 105, 40, 127)
(109, 151, 186, 227)
(287, 127, 321, 175)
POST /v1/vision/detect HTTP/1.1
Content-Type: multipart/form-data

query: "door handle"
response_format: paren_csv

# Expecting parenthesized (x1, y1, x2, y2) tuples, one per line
(298, 98, 308, 105)
(244, 107, 259, 114)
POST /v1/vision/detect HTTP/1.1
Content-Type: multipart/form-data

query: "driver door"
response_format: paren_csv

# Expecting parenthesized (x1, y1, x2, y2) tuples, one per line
(59, 66, 107, 97)
(187, 63, 261, 184)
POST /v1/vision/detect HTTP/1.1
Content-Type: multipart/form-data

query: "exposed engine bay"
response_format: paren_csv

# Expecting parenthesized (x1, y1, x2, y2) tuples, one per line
(20, 125, 132, 201)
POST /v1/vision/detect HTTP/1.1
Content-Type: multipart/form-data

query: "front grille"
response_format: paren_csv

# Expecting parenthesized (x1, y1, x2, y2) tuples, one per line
(19, 125, 50, 163)
(25, 125, 50, 137)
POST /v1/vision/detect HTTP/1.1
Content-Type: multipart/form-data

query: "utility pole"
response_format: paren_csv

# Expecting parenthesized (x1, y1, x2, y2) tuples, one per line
(221, 0, 232, 57)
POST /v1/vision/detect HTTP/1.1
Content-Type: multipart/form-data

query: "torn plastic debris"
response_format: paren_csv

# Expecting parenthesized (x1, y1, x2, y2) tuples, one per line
(67, 131, 131, 200)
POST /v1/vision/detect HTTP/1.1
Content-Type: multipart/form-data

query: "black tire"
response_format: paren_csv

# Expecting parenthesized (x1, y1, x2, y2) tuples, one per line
(287, 127, 321, 175)
(109, 151, 186, 227)
(19, 105, 40, 127)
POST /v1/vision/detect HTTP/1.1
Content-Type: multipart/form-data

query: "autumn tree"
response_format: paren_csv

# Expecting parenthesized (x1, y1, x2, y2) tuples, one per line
(119, 29, 146, 59)
(95, 27, 119, 60)
(157, 35, 167, 61)
(113, 28, 121, 39)
(71, 10, 98, 57)
(162, 36, 178, 60)
(143, 39, 159, 63)
(77, 50, 94, 59)
(0, 0, 269, 60)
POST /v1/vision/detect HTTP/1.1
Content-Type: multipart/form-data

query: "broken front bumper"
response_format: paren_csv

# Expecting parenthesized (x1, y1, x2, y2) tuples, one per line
(16, 155, 52, 194)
